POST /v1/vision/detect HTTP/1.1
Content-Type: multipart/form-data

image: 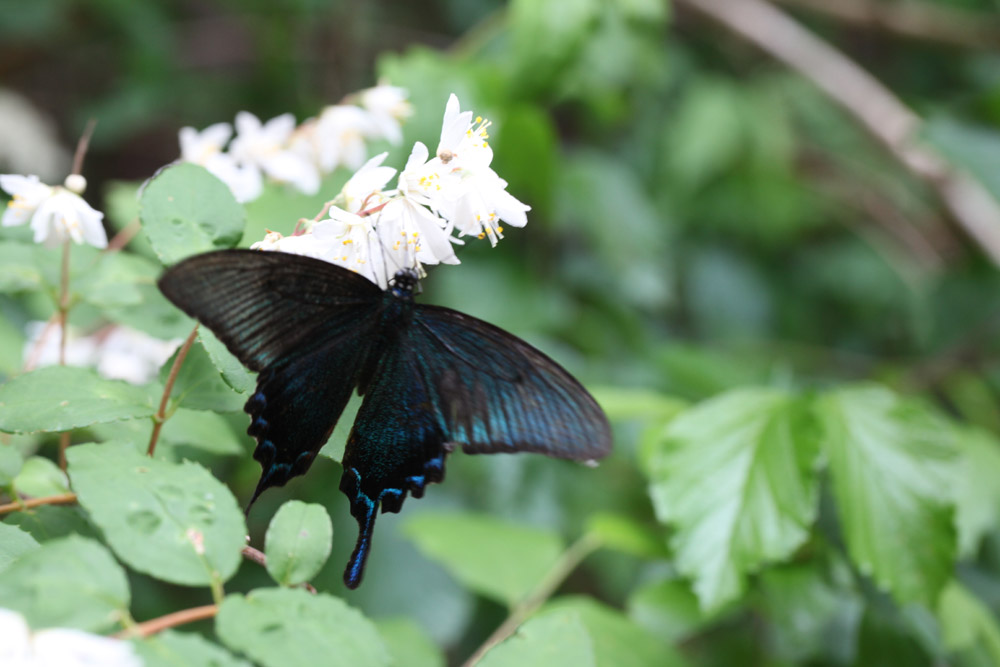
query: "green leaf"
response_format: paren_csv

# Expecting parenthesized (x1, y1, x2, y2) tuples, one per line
(588, 386, 687, 423)
(318, 392, 361, 462)
(375, 618, 444, 667)
(67, 441, 245, 586)
(403, 512, 563, 607)
(937, 580, 1000, 663)
(0, 522, 40, 573)
(162, 408, 248, 456)
(0, 366, 160, 433)
(626, 579, 704, 643)
(924, 117, 1000, 205)
(646, 388, 820, 612)
(954, 428, 1000, 558)
(0, 444, 24, 485)
(540, 597, 688, 667)
(76, 252, 160, 308)
(13, 456, 69, 497)
(216, 589, 390, 667)
(0, 535, 130, 631)
(135, 630, 252, 667)
(758, 564, 864, 664)
(3, 505, 99, 541)
(199, 328, 255, 394)
(0, 241, 45, 292)
(479, 609, 595, 667)
(817, 385, 958, 604)
(139, 163, 246, 265)
(160, 336, 245, 412)
(585, 512, 669, 560)
(264, 500, 333, 586)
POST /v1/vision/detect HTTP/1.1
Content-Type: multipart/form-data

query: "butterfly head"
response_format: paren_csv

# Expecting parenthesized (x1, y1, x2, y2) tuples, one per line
(389, 268, 421, 299)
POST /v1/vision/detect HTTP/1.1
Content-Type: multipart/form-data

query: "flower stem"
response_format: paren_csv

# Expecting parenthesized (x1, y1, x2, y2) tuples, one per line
(115, 604, 218, 639)
(57, 238, 72, 469)
(71, 118, 98, 177)
(461, 533, 602, 667)
(147, 325, 199, 457)
(0, 492, 77, 516)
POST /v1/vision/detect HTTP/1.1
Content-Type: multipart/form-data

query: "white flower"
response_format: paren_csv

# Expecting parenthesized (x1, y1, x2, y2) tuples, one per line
(321, 208, 387, 287)
(1, 174, 107, 249)
(435, 93, 493, 170)
(179, 122, 232, 165)
(23, 322, 179, 384)
(229, 112, 321, 195)
(0, 608, 141, 667)
(437, 168, 530, 245)
(337, 152, 396, 213)
(359, 84, 411, 145)
(250, 229, 337, 261)
(314, 105, 377, 173)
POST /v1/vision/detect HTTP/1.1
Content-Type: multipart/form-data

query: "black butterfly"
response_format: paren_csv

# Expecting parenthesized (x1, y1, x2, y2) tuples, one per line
(158, 250, 612, 588)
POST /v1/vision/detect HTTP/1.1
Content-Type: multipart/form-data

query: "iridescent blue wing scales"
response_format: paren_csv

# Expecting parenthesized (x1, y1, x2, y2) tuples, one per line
(158, 250, 383, 502)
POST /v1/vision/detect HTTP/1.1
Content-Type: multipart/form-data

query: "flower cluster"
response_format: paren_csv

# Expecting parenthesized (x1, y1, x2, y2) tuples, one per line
(0, 174, 106, 249)
(23, 322, 180, 385)
(0, 608, 141, 667)
(179, 83, 412, 203)
(251, 94, 530, 287)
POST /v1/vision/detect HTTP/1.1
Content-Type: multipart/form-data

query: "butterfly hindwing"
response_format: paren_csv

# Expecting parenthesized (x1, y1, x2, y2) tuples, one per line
(158, 250, 384, 499)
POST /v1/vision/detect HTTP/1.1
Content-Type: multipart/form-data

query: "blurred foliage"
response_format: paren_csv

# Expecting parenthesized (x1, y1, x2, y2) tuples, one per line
(3, 0, 1000, 665)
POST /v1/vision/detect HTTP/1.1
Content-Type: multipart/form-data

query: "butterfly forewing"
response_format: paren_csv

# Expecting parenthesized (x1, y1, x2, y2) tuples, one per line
(158, 250, 384, 498)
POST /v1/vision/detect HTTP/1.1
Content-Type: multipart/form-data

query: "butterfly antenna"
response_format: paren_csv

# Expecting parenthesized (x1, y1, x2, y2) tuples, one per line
(344, 500, 378, 589)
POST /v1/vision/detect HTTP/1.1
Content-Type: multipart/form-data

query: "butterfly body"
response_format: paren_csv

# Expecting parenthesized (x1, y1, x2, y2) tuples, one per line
(158, 250, 611, 588)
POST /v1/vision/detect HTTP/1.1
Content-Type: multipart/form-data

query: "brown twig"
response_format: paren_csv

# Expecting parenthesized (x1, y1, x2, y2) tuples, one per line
(241, 545, 318, 594)
(116, 604, 218, 639)
(462, 534, 601, 667)
(147, 326, 199, 457)
(71, 119, 98, 177)
(0, 492, 77, 516)
(676, 0, 1000, 266)
(772, 0, 1000, 50)
(104, 219, 142, 253)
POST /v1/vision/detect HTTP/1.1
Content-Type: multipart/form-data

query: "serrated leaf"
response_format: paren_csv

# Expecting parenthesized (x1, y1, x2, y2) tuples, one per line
(479, 609, 595, 667)
(0, 240, 45, 292)
(134, 630, 252, 667)
(216, 589, 390, 667)
(585, 512, 669, 560)
(264, 500, 333, 586)
(13, 456, 69, 497)
(0, 366, 160, 433)
(0, 444, 24, 485)
(160, 337, 245, 412)
(937, 580, 1000, 663)
(818, 385, 958, 605)
(67, 441, 245, 586)
(0, 522, 39, 573)
(375, 618, 444, 667)
(954, 428, 1000, 558)
(540, 597, 687, 667)
(318, 392, 361, 462)
(199, 328, 255, 394)
(163, 408, 247, 455)
(139, 163, 245, 265)
(0, 535, 129, 631)
(646, 388, 820, 612)
(403, 512, 563, 607)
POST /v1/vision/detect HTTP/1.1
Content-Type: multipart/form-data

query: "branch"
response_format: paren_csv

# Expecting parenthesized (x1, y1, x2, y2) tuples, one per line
(0, 492, 77, 516)
(147, 326, 199, 457)
(116, 604, 218, 639)
(462, 534, 601, 666)
(676, 0, 1000, 266)
(773, 0, 1000, 50)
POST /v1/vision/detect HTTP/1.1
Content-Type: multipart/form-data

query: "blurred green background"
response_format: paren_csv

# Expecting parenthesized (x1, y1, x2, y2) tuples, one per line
(4, 0, 1000, 664)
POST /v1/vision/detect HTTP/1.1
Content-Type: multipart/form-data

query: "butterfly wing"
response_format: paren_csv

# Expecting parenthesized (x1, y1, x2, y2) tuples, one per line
(338, 303, 611, 587)
(158, 250, 384, 502)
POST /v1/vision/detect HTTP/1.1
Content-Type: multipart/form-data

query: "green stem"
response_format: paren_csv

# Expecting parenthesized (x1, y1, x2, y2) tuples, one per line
(462, 533, 602, 667)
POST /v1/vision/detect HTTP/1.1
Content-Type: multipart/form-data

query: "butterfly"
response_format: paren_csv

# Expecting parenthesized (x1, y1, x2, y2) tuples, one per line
(158, 249, 612, 588)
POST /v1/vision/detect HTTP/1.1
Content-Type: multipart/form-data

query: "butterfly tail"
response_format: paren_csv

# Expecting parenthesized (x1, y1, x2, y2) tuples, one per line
(340, 466, 379, 589)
